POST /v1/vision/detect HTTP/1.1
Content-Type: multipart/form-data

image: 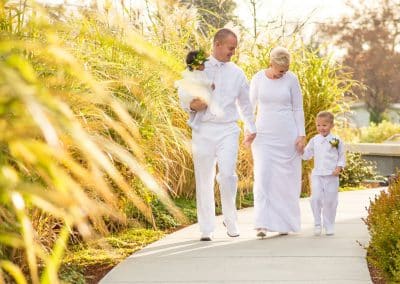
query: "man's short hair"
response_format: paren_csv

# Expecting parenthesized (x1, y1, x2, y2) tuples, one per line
(213, 28, 237, 44)
(317, 111, 335, 123)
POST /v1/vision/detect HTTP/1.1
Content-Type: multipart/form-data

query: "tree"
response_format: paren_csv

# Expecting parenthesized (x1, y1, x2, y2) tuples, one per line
(318, 0, 400, 122)
(179, 0, 238, 35)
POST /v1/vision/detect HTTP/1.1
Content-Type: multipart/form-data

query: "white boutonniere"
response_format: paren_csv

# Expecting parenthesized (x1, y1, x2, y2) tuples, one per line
(329, 137, 340, 149)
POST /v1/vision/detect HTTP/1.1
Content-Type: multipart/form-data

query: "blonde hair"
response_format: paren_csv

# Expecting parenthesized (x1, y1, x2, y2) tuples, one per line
(270, 46, 290, 67)
(317, 111, 335, 123)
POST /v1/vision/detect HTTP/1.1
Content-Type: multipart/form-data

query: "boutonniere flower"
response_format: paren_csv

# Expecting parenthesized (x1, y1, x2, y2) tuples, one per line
(329, 137, 340, 149)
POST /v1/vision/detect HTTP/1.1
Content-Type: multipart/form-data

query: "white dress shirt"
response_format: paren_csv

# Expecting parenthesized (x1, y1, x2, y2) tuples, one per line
(178, 56, 256, 133)
(303, 133, 346, 176)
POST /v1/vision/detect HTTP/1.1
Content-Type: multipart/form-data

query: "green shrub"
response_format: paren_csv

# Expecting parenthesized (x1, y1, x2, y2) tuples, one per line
(360, 121, 400, 143)
(366, 174, 400, 282)
(340, 152, 377, 187)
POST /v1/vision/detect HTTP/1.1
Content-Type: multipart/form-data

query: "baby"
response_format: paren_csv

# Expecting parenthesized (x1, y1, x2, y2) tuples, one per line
(175, 50, 222, 129)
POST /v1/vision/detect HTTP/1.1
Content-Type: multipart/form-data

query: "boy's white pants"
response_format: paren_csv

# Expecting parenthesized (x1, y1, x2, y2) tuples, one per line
(310, 175, 339, 232)
(192, 122, 240, 235)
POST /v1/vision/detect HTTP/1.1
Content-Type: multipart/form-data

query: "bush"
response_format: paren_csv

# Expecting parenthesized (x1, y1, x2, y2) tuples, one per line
(366, 174, 400, 282)
(360, 121, 400, 143)
(340, 152, 377, 187)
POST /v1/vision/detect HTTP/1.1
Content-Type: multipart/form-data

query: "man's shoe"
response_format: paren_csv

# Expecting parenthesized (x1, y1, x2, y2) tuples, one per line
(200, 233, 212, 241)
(256, 228, 267, 238)
(314, 225, 322, 236)
(227, 231, 240, 238)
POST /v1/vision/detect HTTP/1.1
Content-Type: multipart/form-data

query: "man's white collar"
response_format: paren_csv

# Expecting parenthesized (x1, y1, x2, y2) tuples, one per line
(208, 55, 225, 67)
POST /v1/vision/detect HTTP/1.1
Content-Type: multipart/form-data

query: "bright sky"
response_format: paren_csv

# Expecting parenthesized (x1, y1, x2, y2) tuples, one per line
(235, 0, 351, 33)
(36, 0, 351, 34)
(38, 0, 350, 21)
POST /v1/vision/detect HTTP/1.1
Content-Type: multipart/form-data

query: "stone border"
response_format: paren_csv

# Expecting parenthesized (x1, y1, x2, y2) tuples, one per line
(346, 143, 400, 156)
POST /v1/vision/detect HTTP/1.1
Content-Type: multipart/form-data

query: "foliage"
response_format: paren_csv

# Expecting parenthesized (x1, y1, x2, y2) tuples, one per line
(366, 174, 400, 282)
(64, 229, 163, 267)
(340, 152, 377, 187)
(0, 1, 188, 283)
(179, 0, 238, 35)
(142, 2, 210, 57)
(173, 197, 198, 224)
(318, 0, 400, 122)
(359, 120, 400, 143)
(332, 124, 360, 143)
(334, 120, 400, 143)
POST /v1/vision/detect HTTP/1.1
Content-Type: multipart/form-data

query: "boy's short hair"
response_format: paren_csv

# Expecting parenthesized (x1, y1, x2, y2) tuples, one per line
(186, 50, 208, 71)
(317, 111, 335, 123)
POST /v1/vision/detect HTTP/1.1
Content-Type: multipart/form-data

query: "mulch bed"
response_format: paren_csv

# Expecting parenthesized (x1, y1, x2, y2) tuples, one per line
(367, 260, 387, 284)
(84, 264, 114, 284)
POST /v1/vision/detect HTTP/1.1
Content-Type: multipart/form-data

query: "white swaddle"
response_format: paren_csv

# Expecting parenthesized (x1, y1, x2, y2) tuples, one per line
(175, 69, 222, 117)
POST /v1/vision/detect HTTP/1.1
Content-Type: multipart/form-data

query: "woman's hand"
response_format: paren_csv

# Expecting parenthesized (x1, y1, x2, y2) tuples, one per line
(189, 98, 207, 111)
(295, 136, 306, 154)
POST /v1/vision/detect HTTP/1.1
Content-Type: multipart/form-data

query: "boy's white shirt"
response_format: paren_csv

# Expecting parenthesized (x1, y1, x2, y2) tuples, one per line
(302, 133, 346, 176)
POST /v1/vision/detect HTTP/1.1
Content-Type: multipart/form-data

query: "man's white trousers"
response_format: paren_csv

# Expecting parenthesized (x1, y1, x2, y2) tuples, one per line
(192, 122, 240, 235)
(310, 175, 339, 232)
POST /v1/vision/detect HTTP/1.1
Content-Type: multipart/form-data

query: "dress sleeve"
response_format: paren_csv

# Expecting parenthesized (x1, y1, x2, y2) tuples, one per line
(249, 73, 258, 114)
(290, 74, 306, 136)
(337, 139, 346, 167)
(237, 71, 256, 133)
(302, 137, 314, 160)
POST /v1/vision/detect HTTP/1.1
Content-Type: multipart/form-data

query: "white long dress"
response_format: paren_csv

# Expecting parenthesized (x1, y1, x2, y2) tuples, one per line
(250, 70, 305, 232)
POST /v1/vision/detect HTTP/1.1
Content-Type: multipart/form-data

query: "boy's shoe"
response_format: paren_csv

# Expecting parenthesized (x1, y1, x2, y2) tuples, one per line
(256, 228, 267, 238)
(325, 229, 335, 236)
(314, 225, 322, 236)
(200, 232, 212, 241)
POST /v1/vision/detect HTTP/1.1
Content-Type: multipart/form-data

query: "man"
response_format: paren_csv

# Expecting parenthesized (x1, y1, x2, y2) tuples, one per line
(178, 28, 256, 241)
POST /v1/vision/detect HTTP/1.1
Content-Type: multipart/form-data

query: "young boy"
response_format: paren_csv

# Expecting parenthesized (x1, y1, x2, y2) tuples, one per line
(302, 111, 346, 236)
(175, 50, 221, 130)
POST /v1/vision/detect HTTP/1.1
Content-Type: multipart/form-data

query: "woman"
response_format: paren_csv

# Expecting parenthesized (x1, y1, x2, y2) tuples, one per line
(249, 46, 306, 237)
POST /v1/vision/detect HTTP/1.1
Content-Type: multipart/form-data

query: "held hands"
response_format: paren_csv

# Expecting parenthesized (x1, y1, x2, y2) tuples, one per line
(243, 132, 256, 148)
(189, 98, 208, 111)
(295, 136, 306, 154)
(332, 166, 342, 176)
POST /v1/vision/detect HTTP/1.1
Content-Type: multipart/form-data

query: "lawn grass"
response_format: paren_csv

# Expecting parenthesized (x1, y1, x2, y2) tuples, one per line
(61, 229, 164, 283)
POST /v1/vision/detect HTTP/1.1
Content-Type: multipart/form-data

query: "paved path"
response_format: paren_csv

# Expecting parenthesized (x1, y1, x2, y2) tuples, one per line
(100, 188, 385, 284)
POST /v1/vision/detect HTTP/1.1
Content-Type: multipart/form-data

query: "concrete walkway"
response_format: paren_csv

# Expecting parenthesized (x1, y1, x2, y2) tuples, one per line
(100, 188, 385, 284)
